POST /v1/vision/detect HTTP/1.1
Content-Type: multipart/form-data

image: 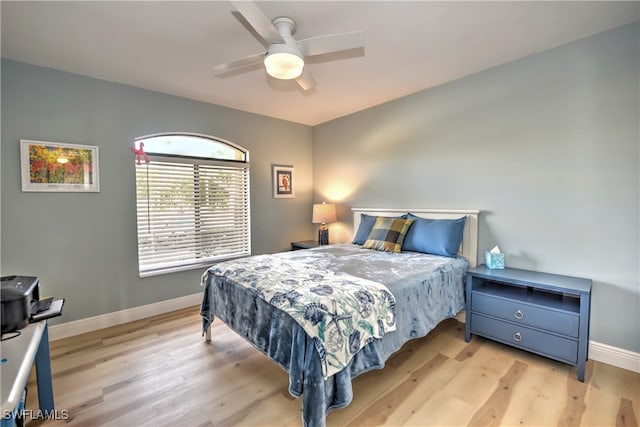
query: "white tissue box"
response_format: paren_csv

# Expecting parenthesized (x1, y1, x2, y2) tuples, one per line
(485, 252, 505, 269)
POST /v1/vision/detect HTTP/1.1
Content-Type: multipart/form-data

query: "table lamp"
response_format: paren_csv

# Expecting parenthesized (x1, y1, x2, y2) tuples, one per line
(312, 202, 337, 245)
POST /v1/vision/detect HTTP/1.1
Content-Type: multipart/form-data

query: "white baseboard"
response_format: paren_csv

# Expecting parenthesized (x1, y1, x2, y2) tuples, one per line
(49, 296, 640, 374)
(589, 340, 640, 373)
(48, 293, 202, 341)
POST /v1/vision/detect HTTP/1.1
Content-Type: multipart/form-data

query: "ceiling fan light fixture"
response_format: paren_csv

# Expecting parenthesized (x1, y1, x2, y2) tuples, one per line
(264, 48, 304, 80)
(215, 4, 365, 91)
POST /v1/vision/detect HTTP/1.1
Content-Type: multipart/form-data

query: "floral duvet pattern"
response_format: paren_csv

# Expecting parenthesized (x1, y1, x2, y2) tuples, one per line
(208, 255, 397, 378)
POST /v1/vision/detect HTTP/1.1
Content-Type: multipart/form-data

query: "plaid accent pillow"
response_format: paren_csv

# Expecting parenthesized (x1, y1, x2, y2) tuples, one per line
(363, 217, 414, 253)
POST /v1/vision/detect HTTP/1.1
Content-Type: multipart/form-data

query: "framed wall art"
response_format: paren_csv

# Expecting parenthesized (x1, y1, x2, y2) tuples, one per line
(272, 165, 294, 199)
(20, 139, 100, 192)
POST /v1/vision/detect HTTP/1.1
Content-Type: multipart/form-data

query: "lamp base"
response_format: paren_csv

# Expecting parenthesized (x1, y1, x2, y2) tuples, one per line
(318, 228, 329, 245)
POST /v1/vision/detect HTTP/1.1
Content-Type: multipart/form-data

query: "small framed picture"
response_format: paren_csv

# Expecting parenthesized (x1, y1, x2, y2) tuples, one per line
(20, 139, 100, 192)
(272, 165, 294, 199)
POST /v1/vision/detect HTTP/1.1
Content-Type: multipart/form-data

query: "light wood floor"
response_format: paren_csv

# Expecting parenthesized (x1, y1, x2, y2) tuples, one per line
(24, 306, 639, 427)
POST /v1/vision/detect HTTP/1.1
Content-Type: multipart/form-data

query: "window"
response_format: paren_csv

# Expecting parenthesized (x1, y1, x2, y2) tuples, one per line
(134, 133, 250, 277)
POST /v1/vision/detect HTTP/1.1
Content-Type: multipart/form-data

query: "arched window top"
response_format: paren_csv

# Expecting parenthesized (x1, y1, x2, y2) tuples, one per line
(137, 132, 248, 162)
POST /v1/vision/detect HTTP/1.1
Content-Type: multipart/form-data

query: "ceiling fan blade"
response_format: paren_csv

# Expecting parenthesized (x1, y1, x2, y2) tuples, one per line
(296, 68, 316, 91)
(230, 1, 283, 44)
(297, 31, 364, 57)
(213, 52, 265, 75)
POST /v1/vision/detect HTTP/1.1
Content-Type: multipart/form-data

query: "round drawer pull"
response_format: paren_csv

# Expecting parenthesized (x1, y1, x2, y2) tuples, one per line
(513, 332, 523, 342)
(514, 309, 524, 320)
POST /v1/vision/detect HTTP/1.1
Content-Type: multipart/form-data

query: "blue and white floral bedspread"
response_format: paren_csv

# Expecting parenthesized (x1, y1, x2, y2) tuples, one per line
(207, 255, 397, 378)
(201, 244, 469, 427)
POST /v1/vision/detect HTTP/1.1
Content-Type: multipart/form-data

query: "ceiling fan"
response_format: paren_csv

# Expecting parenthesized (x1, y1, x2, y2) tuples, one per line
(213, 1, 365, 91)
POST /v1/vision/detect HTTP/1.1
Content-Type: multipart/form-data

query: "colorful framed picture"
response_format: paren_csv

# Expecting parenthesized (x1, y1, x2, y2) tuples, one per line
(272, 165, 295, 199)
(20, 139, 100, 192)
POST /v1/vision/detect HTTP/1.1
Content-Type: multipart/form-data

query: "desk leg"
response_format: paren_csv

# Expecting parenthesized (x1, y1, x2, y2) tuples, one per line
(35, 322, 54, 411)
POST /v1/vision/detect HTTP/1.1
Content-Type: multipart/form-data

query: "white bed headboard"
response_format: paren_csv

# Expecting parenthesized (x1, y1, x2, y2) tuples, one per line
(351, 208, 480, 267)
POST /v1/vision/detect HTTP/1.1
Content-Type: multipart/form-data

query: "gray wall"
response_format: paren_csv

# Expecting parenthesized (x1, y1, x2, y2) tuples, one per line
(1, 59, 314, 323)
(313, 23, 640, 353)
(2, 23, 638, 354)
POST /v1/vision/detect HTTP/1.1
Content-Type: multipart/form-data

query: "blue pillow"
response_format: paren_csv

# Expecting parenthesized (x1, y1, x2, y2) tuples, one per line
(402, 214, 467, 257)
(352, 213, 407, 245)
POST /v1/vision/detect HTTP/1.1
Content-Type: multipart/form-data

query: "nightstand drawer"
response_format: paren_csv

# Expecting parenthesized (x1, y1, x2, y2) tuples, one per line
(471, 291, 579, 337)
(470, 313, 578, 364)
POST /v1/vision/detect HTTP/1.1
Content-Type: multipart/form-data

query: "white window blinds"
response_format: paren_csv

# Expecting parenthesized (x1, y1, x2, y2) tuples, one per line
(135, 135, 250, 277)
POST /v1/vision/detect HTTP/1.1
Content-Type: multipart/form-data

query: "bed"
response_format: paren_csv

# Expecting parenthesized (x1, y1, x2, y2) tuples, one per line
(200, 208, 479, 427)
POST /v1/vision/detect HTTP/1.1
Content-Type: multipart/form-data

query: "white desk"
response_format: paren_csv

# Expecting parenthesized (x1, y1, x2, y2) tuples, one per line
(1, 321, 54, 423)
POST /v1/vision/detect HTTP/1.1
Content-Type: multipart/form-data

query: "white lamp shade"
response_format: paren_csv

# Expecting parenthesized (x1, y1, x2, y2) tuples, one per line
(312, 203, 337, 224)
(264, 49, 304, 80)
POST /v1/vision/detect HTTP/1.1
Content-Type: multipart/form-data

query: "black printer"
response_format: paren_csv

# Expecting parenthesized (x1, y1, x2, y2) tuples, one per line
(1, 275, 64, 333)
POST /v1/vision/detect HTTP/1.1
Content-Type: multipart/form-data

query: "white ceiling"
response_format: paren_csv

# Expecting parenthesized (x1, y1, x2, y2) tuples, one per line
(2, 1, 638, 126)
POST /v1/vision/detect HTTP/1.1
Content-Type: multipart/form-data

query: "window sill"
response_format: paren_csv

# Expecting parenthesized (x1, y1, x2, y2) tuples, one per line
(139, 253, 250, 278)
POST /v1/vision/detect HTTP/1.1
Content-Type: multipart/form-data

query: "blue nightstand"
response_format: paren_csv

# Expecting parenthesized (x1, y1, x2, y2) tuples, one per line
(465, 265, 592, 382)
(290, 240, 319, 250)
